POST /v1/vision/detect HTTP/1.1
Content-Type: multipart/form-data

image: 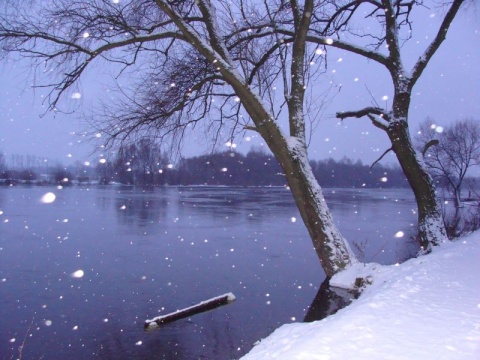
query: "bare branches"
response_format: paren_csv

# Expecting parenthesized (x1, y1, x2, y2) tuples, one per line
(410, 0, 465, 87)
(310, 0, 416, 47)
(0, 0, 300, 149)
(195, 0, 231, 61)
(303, 0, 467, 92)
(0, 1, 186, 111)
(322, 1, 369, 35)
(91, 47, 227, 150)
(416, 118, 480, 207)
(0, 0, 468, 152)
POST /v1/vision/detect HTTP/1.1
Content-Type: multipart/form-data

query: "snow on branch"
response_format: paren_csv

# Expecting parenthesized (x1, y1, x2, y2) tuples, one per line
(336, 107, 390, 131)
(302, 33, 389, 67)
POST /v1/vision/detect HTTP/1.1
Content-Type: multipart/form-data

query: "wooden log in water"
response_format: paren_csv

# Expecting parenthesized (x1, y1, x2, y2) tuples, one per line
(144, 292, 236, 329)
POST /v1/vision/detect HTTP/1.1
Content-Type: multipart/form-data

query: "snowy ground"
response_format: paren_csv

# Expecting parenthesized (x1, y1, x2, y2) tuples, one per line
(241, 232, 480, 359)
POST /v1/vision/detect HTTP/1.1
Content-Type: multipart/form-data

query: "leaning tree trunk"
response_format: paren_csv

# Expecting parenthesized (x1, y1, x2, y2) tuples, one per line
(388, 94, 448, 250)
(242, 108, 356, 278)
(233, 79, 356, 278)
(160, 0, 356, 277)
(273, 137, 356, 278)
(221, 57, 356, 278)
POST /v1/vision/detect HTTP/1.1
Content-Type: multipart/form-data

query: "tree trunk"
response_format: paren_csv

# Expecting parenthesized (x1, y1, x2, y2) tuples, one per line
(387, 118, 448, 250)
(216, 69, 355, 277)
(453, 187, 462, 208)
(273, 137, 356, 278)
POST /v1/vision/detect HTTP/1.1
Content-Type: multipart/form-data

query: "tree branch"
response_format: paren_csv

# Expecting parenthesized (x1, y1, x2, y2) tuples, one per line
(370, 147, 393, 169)
(337, 107, 390, 131)
(422, 139, 439, 157)
(301, 33, 390, 67)
(410, 0, 465, 86)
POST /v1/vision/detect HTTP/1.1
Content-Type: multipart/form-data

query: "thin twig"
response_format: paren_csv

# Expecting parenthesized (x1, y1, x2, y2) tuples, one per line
(370, 147, 393, 169)
(18, 315, 35, 360)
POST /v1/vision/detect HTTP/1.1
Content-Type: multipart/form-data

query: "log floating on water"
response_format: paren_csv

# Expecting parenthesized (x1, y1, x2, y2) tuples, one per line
(144, 292, 236, 329)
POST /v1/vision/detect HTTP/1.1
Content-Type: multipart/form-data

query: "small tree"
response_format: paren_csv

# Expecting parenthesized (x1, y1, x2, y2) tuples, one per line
(113, 144, 136, 185)
(134, 138, 168, 186)
(95, 158, 115, 185)
(416, 118, 480, 208)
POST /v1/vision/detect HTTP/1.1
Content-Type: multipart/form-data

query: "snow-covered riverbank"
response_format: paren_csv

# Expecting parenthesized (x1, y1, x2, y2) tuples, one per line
(242, 232, 480, 359)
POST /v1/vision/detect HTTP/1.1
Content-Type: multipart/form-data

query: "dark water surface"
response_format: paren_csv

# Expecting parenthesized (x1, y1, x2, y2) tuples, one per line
(0, 186, 417, 359)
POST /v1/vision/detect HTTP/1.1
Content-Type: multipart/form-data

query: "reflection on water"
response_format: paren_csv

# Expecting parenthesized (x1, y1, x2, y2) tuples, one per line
(304, 278, 358, 323)
(0, 186, 417, 359)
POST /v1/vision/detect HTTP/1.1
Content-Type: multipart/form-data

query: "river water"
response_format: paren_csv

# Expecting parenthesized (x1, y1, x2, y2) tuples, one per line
(0, 186, 417, 359)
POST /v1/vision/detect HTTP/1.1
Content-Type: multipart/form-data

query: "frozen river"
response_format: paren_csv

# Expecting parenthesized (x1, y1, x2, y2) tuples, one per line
(0, 186, 417, 359)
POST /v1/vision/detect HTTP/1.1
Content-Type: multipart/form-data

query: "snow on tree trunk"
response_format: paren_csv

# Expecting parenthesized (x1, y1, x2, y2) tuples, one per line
(279, 136, 356, 277)
(387, 116, 447, 250)
(206, 40, 356, 276)
(238, 105, 356, 277)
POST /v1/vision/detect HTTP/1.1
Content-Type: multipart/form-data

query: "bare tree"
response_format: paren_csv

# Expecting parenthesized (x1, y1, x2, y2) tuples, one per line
(416, 118, 480, 208)
(0, 1, 357, 277)
(287, 0, 467, 250)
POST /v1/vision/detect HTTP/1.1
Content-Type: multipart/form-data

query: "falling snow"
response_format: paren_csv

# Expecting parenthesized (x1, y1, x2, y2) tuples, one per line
(71, 270, 84, 278)
(40, 192, 56, 203)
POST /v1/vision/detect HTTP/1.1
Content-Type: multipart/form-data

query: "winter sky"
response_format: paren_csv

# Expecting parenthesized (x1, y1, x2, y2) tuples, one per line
(0, 4, 479, 166)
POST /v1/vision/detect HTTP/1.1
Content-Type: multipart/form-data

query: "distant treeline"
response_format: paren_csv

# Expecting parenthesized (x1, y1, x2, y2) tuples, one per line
(97, 140, 410, 187)
(169, 150, 409, 188)
(1, 147, 410, 188)
(101, 147, 408, 188)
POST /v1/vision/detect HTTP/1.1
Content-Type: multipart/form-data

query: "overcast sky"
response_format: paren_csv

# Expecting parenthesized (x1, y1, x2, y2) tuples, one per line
(0, 4, 479, 167)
